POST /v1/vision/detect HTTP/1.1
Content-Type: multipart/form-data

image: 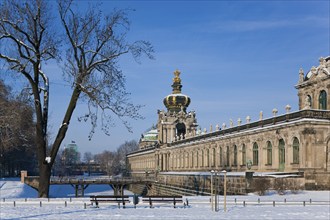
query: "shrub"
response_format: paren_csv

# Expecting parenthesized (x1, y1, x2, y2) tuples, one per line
(273, 178, 289, 195)
(287, 179, 304, 194)
(252, 178, 271, 196)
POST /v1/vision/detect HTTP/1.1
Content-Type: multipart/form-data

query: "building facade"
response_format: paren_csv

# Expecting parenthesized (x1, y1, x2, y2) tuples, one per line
(127, 57, 330, 190)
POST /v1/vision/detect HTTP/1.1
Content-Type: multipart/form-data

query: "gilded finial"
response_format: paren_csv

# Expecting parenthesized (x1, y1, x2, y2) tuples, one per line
(171, 69, 182, 94)
(173, 69, 181, 83)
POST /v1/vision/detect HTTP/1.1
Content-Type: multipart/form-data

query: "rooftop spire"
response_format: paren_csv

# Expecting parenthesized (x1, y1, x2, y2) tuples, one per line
(171, 69, 182, 94)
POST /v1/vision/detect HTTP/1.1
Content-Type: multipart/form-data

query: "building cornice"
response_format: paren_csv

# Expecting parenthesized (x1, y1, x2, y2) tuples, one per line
(168, 110, 330, 149)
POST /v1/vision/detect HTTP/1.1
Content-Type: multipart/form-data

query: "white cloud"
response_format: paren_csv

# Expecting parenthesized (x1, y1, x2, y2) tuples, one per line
(196, 16, 329, 33)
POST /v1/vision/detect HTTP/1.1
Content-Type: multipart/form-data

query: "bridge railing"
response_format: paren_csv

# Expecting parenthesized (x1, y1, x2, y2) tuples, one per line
(49, 176, 156, 183)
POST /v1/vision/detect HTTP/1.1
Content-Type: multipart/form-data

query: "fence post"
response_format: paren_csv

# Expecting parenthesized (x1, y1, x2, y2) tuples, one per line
(13, 201, 16, 207)
(243, 201, 246, 207)
(40, 201, 42, 207)
(65, 201, 67, 207)
(273, 201, 275, 207)
(258, 198, 260, 204)
(303, 201, 305, 206)
(84, 203, 86, 209)
(235, 198, 237, 204)
(309, 199, 312, 204)
(284, 198, 286, 203)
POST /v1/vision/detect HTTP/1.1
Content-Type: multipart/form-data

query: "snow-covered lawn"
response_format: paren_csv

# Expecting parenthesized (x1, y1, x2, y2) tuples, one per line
(1, 178, 329, 219)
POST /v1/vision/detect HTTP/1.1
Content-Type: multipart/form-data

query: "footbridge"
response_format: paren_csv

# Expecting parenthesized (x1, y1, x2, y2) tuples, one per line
(24, 176, 155, 197)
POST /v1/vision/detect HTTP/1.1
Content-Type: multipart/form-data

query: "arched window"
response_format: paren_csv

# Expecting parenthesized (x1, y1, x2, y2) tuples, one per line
(293, 137, 300, 164)
(219, 147, 223, 166)
(242, 144, 246, 165)
(212, 148, 216, 167)
(319, 90, 327, 110)
(226, 146, 230, 166)
(176, 123, 186, 139)
(279, 139, 285, 165)
(206, 148, 210, 167)
(233, 145, 237, 166)
(196, 151, 199, 168)
(201, 150, 204, 167)
(253, 143, 259, 165)
(267, 141, 272, 165)
(307, 95, 312, 108)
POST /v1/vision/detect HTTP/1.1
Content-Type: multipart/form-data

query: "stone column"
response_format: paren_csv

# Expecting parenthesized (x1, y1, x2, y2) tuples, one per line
(163, 127, 167, 144)
(20, 170, 27, 183)
(165, 153, 167, 171)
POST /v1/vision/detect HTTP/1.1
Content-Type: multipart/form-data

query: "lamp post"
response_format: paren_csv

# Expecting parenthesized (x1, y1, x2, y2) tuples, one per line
(222, 170, 227, 212)
(214, 171, 218, 212)
(210, 170, 214, 211)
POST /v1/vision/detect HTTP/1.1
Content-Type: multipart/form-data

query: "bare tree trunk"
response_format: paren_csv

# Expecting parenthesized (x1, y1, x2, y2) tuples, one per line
(38, 162, 51, 198)
(35, 115, 49, 197)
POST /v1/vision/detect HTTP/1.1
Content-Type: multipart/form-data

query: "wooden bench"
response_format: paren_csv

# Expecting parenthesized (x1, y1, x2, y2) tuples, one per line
(90, 195, 130, 208)
(142, 195, 187, 208)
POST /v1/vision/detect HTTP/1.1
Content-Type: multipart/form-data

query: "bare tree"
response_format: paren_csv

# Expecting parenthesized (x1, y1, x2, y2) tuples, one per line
(0, 80, 36, 177)
(0, 0, 153, 197)
(0, 0, 58, 197)
(83, 152, 93, 163)
(94, 150, 116, 175)
(93, 140, 138, 176)
(114, 140, 139, 176)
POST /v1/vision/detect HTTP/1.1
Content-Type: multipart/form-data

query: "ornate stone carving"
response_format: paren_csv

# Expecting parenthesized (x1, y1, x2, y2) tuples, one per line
(285, 105, 291, 113)
(246, 116, 251, 123)
(303, 96, 311, 110)
(272, 108, 278, 117)
(299, 68, 304, 83)
(302, 128, 316, 135)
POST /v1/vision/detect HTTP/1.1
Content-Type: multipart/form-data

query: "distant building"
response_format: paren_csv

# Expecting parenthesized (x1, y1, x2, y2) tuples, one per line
(127, 57, 330, 191)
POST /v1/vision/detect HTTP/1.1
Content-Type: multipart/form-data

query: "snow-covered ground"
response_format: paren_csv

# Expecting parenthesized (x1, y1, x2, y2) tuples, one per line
(1, 178, 329, 219)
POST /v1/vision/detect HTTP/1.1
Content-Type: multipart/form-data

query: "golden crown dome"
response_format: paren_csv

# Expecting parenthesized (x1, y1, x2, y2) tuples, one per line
(163, 70, 191, 113)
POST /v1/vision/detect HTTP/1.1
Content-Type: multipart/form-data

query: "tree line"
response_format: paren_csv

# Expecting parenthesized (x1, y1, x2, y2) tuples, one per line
(0, 80, 37, 177)
(0, 78, 139, 178)
(52, 140, 138, 177)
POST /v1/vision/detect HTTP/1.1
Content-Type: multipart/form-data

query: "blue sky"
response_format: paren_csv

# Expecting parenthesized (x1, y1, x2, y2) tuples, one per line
(3, 0, 329, 155)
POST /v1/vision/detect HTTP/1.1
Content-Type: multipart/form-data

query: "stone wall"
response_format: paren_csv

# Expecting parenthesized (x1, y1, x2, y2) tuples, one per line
(304, 170, 330, 190)
(129, 172, 248, 196)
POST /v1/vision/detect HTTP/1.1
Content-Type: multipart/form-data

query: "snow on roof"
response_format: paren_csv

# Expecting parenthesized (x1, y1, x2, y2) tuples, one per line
(164, 93, 189, 98)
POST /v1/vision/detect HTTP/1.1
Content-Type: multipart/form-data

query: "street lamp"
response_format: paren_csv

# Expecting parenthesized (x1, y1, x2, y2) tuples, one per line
(210, 170, 214, 211)
(214, 171, 218, 212)
(222, 170, 227, 212)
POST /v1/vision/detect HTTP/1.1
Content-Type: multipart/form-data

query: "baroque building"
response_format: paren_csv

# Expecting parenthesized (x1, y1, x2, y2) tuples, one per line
(127, 57, 330, 193)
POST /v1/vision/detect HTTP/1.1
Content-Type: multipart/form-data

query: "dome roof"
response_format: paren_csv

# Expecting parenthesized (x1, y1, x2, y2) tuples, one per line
(163, 70, 191, 113)
(141, 128, 158, 142)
